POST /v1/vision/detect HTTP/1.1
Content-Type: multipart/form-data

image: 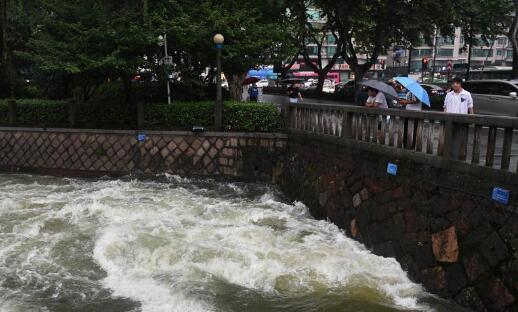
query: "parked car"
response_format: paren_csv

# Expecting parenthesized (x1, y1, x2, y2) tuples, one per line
(322, 79, 336, 93)
(462, 80, 518, 117)
(420, 83, 446, 111)
(256, 79, 269, 88)
(336, 80, 355, 95)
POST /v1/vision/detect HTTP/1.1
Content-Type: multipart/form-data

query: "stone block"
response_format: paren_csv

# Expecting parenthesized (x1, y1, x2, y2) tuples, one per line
(421, 266, 447, 293)
(352, 193, 362, 208)
(350, 219, 358, 238)
(463, 253, 489, 283)
(359, 188, 369, 201)
(480, 232, 509, 268)
(500, 260, 518, 293)
(454, 287, 487, 312)
(446, 264, 468, 295)
(477, 278, 515, 311)
(432, 226, 459, 263)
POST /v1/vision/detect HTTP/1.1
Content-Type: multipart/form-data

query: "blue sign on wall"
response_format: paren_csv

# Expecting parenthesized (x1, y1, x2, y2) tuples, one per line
(492, 187, 510, 205)
(387, 163, 398, 176)
(137, 133, 146, 142)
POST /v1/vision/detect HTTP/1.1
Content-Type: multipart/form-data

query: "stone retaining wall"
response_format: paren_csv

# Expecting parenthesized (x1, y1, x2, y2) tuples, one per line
(0, 128, 287, 181)
(280, 135, 518, 312)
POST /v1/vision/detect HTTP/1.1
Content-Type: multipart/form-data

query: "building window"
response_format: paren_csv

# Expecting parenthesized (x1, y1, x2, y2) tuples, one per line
(507, 50, 514, 58)
(437, 36, 454, 45)
(411, 48, 433, 57)
(437, 49, 453, 57)
(327, 46, 337, 55)
(327, 34, 336, 45)
(471, 49, 493, 57)
(497, 38, 508, 46)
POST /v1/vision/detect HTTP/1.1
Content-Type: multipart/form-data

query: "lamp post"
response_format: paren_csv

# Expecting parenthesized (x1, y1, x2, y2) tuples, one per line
(213, 33, 224, 131)
(158, 34, 172, 105)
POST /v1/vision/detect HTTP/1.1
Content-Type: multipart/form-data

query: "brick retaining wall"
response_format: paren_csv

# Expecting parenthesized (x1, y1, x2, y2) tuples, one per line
(280, 135, 518, 312)
(0, 128, 287, 181)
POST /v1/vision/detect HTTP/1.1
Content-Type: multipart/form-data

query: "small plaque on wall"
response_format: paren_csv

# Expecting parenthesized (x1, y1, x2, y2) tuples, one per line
(387, 163, 398, 176)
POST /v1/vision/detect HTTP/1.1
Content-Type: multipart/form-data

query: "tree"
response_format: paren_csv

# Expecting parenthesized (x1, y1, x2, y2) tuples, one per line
(453, 0, 510, 80)
(316, 0, 453, 85)
(505, 0, 518, 78)
(24, 0, 159, 103)
(288, 0, 342, 94)
(166, 0, 296, 100)
(0, 0, 34, 98)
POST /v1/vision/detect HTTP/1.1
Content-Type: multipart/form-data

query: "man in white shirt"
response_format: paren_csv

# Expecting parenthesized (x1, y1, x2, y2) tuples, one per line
(444, 78, 474, 114)
(365, 87, 388, 108)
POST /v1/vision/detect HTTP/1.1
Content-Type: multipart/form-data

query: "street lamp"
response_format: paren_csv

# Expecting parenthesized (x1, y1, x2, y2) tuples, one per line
(158, 34, 172, 105)
(213, 34, 224, 131)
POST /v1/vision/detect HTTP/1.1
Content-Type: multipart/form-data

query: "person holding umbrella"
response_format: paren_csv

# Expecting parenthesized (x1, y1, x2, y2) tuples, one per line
(360, 80, 398, 109)
(393, 77, 431, 111)
(393, 77, 432, 149)
(365, 87, 388, 108)
(249, 82, 259, 102)
(242, 77, 260, 102)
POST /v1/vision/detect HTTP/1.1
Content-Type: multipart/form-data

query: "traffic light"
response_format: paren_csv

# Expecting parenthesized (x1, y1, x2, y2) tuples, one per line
(422, 57, 429, 71)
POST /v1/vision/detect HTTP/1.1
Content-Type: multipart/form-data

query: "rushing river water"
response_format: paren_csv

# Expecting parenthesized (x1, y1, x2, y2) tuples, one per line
(0, 174, 464, 312)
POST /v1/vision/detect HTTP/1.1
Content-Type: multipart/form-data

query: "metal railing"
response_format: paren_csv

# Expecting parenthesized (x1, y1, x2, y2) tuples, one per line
(286, 103, 518, 173)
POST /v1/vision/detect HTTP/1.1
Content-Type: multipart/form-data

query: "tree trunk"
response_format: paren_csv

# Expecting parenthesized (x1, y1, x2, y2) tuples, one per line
(466, 39, 473, 81)
(1, 0, 15, 98)
(228, 73, 246, 101)
(316, 72, 326, 94)
(353, 65, 369, 105)
(513, 50, 518, 79)
(123, 77, 132, 105)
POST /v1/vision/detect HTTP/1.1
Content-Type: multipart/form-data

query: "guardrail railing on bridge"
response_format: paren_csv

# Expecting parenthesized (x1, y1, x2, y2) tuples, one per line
(286, 103, 518, 173)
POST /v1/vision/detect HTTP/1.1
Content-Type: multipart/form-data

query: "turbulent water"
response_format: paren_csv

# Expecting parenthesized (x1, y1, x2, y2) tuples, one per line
(0, 174, 464, 312)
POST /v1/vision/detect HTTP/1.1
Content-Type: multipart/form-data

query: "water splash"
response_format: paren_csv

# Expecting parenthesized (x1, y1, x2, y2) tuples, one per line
(0, 174, 461, 312)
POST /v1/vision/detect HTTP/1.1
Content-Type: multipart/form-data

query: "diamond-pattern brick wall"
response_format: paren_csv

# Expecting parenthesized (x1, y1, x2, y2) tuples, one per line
(0, 128, 287, 180)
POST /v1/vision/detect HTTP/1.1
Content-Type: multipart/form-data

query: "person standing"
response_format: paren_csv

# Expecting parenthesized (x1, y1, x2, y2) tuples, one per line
(365, 87, 388, 108)
(399, 88, 422, 111)
(399, 87, 422, 148)
(249, 82, 259, 102)
(444, 77, 474, 114)
(287, 84, 303, 103)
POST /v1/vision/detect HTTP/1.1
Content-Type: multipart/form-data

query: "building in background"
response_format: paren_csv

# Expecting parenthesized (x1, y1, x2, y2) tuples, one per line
(288, 19, 514, 83)
(394, 28, 514, 73)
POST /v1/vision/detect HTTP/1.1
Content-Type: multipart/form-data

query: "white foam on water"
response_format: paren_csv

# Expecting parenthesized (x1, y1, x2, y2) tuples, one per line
(0, 174, 438, 312)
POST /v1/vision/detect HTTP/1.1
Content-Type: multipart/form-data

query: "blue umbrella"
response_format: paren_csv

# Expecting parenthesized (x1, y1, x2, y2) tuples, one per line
(394, 77, 431, 107)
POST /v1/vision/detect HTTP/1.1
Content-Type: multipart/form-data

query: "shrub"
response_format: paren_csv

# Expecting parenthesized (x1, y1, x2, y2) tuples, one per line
(0, 99, 283, 132)
(0, 99, 69, 127)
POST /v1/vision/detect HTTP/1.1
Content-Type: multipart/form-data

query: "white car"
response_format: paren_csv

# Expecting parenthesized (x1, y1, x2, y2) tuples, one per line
(323, 80, 336, 93)
(256, 79, 269, 88)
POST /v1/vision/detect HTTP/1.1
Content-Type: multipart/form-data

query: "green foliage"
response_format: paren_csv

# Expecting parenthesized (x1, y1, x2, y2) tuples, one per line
(0, 99, 282, 132)
(0, 99, 69, 127)
(145, 101, 283, 132)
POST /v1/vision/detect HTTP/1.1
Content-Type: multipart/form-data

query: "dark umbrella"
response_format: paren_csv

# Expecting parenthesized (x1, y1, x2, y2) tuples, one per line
(242, 77, 260, 85)
(360, 80, 399, 98)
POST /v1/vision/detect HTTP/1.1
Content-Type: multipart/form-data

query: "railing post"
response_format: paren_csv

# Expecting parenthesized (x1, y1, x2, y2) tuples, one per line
(441, 120, 454, 160)
(442, 120, 468, 161)
(7, 99, 16, 126)
(282, 101, 290, 126)
(341, 111, 354, 139)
